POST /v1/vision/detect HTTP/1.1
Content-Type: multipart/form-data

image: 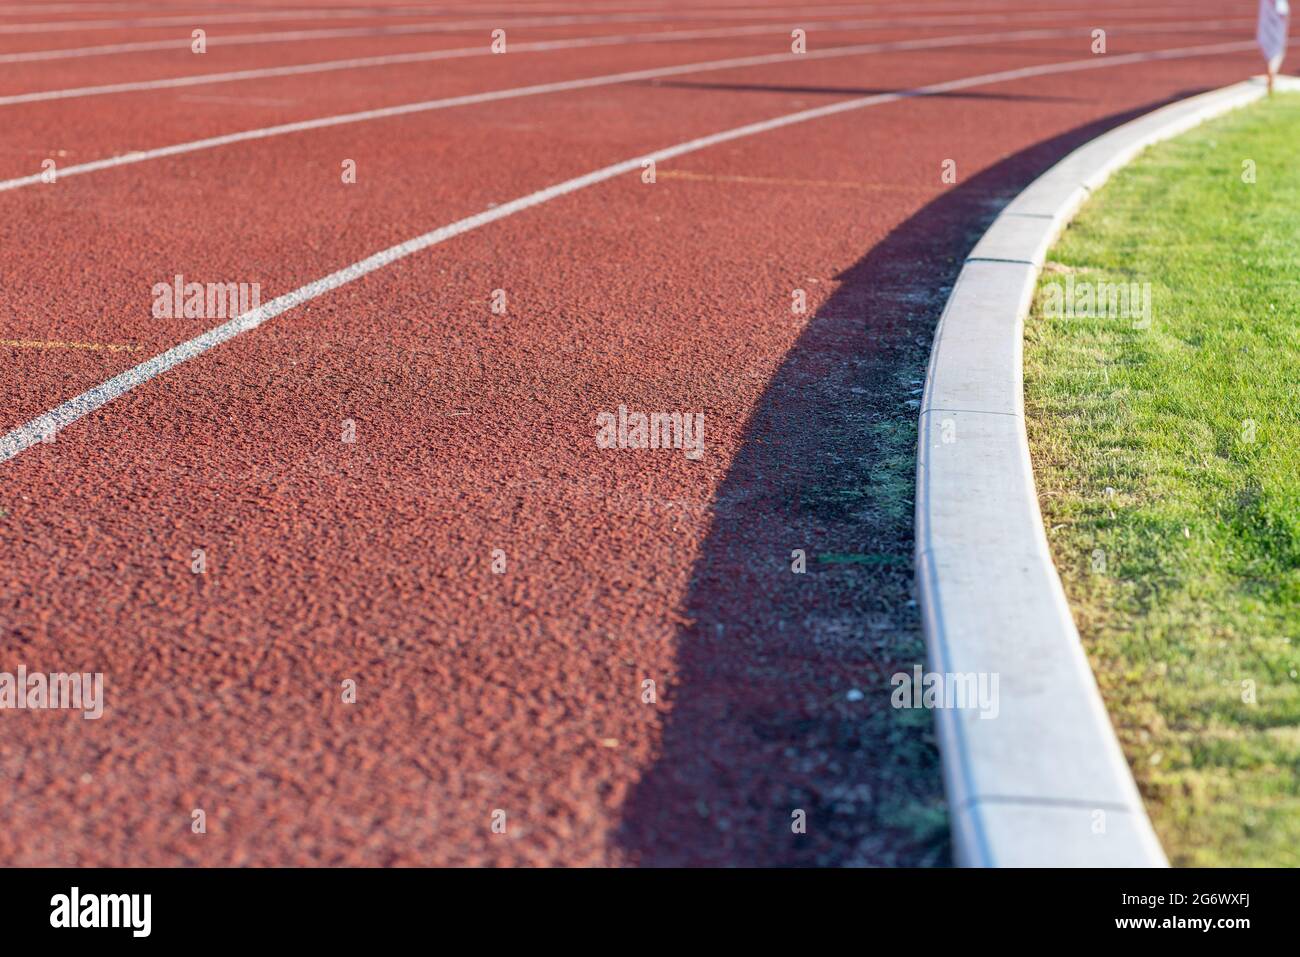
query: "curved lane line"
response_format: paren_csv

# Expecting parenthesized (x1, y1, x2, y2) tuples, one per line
(0, 27, 1252, 191)
(0, 7, 1204, 63)
(0, 39, 1262, 465)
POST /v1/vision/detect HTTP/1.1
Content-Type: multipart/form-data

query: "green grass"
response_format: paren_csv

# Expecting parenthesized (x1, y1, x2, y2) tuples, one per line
(1023, 93, 1300, 866)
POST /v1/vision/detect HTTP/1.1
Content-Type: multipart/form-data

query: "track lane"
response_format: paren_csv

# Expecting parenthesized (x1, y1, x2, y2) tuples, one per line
(0, 2, 1208, 60)
(1, 32, 1263, 438)
(0, 21, 1053, 95)
(0, 13, 1254, 177)
(16, 24, 1241, 192)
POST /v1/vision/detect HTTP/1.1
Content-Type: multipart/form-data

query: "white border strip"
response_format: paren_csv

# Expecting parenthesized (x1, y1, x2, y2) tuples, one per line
(916, 72, 1299, 868)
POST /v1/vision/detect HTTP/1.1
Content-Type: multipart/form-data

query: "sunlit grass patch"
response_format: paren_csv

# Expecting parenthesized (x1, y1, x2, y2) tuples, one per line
(1024, 93, 1300, 866)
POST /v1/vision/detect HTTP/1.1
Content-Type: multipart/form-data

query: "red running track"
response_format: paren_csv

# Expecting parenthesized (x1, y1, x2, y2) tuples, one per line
(0, 0, 1271, 865)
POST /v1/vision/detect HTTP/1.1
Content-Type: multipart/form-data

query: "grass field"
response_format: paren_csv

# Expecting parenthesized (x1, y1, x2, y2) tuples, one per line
(1024, 92, 1300, 866)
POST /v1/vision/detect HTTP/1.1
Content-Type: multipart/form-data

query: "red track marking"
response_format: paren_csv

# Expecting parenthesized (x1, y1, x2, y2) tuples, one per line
(0, 0, 1269, 865)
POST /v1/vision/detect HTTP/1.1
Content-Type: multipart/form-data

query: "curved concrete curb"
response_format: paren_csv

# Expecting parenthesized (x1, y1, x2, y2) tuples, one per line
(916, 75, 1298, 867)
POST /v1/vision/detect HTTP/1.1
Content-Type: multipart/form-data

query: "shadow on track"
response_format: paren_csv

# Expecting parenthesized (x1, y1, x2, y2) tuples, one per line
(615, 93, 1202, 867)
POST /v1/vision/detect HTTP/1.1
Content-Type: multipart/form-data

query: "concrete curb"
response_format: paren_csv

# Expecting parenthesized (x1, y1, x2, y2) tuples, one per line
(916, 75, 1299, 867)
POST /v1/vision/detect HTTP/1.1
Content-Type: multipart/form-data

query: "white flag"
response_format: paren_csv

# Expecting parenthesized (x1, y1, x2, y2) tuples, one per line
(1257, 0, 1290, 72)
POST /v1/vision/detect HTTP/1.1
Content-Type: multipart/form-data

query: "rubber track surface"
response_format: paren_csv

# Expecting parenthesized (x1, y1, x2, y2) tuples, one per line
(0, 0, 1266, 865)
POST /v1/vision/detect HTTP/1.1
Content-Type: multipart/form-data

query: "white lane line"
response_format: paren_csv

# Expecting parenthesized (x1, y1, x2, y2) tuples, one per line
(0, 16, 1001, 64)
(0, 1, 268, 10)
(0, 0, 1189, 16)
(0, 3, 992, 34)
(0, 38, 1265, 466)
(0, 2, 637, 10)
(0, 5, 1199, 63)
(0, 8, 430, 32)
(0, 3, 152, 10)
(0, 28, 1116, 192)
(0, 22, 1018, 105)
(0, 1, 541, 9)
(0, 13, 1250, 106)
(0, 0, 1204, 37)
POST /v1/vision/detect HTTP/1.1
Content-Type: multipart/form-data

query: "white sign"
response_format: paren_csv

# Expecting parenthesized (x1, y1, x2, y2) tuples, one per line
(1257, 0, 1290, 71)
